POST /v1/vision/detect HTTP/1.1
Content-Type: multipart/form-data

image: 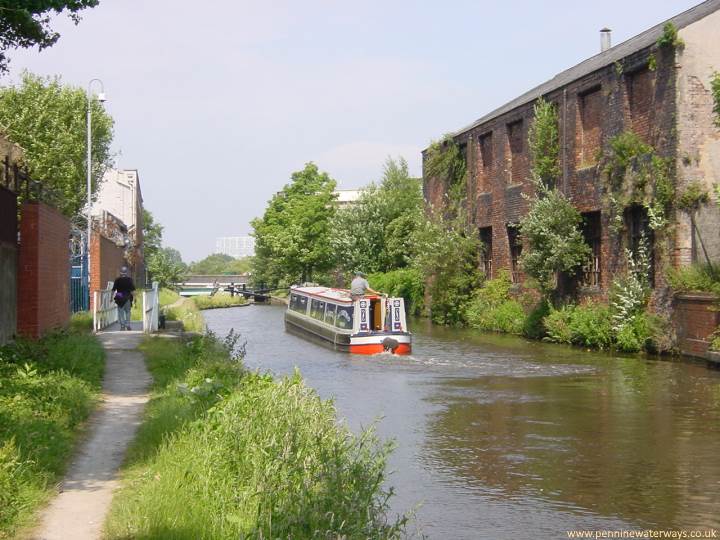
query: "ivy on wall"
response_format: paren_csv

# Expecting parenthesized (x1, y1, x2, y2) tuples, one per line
(424, 134, 467, 207)
(711, 71, 720, 128)
(602, 132, 674, 233)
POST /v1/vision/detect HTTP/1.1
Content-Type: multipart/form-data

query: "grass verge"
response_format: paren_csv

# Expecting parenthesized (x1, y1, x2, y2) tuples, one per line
(191, 292, 247, 310)
(105, 334, 406, 539)
(0, 332, 105, 538)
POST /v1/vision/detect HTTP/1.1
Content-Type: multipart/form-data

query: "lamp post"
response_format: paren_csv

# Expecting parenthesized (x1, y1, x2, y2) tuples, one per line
(86, 79, 106, 307)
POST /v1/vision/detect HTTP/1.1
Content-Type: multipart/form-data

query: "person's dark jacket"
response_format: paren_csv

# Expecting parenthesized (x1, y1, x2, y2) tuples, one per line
(112, 276, 136, 307)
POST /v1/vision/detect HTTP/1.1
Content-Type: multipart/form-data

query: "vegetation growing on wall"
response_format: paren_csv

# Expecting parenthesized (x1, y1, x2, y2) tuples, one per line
(519, 99, 590, 296)
(712, 71, 720, 128)
(527, 98, 561, 187)
(424, 135, 467, 206)
(602, 131, 673, 233)
(656, 22, 684, 49)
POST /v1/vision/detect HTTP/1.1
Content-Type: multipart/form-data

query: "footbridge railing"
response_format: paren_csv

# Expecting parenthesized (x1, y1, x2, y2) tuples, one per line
(93, 281, 117, 332)
(143, 281, 159, 333)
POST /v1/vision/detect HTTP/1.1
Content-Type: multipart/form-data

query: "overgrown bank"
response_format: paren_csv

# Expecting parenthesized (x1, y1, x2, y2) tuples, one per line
(0, 329, 105, 538)
(105, 334, 406, 539)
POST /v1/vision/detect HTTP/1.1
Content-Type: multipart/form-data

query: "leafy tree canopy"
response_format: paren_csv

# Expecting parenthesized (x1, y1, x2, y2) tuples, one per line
(252, 162, 337, 286)
(332, 157, 423, 275)
(142, 209, 164, 260)
(147, 246, 187, 289)
(189, 253, 251, 275)
(0, 72, 113, 217)
(0, 1, 99, 73)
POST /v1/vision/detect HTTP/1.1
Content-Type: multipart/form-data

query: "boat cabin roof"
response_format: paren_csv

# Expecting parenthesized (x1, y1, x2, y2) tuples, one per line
(291, 286, 380, 304)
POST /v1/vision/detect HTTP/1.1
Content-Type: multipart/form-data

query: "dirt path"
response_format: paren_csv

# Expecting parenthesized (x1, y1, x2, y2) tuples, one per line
(32, 329, 150, 540)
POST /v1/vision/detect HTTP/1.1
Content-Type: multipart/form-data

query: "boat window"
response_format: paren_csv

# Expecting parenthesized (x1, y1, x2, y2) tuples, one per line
(290, 294, 308, 314)
(310, 299, 326, 321)
(324, 304, 337, 325)
(335, 305, 354, 330)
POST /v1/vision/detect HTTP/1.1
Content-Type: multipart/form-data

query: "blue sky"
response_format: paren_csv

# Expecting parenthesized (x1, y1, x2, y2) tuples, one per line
(4, 0, 701, 261)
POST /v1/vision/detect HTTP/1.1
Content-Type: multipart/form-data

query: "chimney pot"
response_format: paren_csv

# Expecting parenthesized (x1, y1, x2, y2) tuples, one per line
(600, 28, 612, 52)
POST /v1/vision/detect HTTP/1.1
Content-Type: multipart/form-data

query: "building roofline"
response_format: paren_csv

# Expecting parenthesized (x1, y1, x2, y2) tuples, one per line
(429, 0, 720, 149)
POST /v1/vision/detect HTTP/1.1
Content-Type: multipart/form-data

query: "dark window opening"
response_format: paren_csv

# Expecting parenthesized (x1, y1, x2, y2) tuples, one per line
(578, 87, 602, 167)
(626, 69, 654, 143)
(580, 211, 602, 287)
(477, 132, 493, 194)
(624, 205, 655, 287)
(507, 120, 524, 185)
(507, 225, 522, 283)
(479, 226, 493, 278)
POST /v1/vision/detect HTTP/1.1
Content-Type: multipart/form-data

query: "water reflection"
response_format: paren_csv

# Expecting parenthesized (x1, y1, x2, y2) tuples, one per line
(204, 306, 720, 538)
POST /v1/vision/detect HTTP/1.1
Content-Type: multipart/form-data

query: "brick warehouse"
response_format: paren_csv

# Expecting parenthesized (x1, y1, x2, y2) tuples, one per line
(423, 0, 720, 302)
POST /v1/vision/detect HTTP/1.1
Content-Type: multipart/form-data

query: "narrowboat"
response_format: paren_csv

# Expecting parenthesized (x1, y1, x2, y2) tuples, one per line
(284, 286, 412, 355)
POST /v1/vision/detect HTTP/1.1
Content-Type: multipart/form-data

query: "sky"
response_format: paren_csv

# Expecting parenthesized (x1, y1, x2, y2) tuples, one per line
(4, 0, 702, 261)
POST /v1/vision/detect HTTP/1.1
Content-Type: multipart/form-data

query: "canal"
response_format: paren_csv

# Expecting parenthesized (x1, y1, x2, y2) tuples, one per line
(204, 305, 720, 539)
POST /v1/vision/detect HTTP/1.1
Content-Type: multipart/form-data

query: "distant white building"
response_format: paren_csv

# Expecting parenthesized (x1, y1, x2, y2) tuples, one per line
(334, 189, 362, 207)
(215, 236, 255, 258)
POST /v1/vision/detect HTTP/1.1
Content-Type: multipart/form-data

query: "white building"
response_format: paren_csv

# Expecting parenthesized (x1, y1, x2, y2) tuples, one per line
(92, 169, 143, 234)
(215, 236, 255, 258)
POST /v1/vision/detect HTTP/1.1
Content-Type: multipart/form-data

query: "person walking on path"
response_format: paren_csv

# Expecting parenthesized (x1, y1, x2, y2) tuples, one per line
(350, 271, 381, 300)
(112, 266, 135, 331)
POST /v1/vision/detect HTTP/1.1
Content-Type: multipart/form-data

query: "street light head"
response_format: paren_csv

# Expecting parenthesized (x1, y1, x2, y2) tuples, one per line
(97, 92, 107, 103)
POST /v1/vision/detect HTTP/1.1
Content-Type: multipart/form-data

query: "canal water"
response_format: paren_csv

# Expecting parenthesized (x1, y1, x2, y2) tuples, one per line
(204, 305, 720, 539)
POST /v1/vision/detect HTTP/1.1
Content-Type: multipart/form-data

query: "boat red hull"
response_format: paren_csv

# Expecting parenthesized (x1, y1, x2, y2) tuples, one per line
(349, 343, 412, 355)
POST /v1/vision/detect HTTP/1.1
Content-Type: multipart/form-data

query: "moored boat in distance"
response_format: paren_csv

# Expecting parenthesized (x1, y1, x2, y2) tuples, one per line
(284, 286, 411, 355)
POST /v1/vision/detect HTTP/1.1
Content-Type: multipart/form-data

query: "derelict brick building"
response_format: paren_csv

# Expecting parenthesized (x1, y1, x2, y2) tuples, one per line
(423, 0, 720, 299)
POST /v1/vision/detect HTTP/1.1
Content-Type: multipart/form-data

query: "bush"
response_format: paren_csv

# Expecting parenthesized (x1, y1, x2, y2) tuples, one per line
(369, 268, 424, 315)
(0, 333, 104, 536)
(106, 335, 406, 539)
(543, 302, 614, 349)
(523, 300, 550, 339)
(465, 271, 526, 334)
(666, 264, 720, 296)
(69, 311, 93, 333)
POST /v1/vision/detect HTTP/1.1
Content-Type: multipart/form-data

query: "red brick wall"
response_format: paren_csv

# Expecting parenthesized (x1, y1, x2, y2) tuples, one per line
(424, 42, 677, 302)
(17, 203, 70, 338)
(576, 87, 602, 168)
(89, 232, 127, 309)
(673, 294, 720, 358)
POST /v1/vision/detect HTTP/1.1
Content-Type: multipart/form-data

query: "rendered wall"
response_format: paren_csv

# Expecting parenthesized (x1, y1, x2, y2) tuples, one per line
(16, 203, 70, 338)
(676, 11, 720, 266)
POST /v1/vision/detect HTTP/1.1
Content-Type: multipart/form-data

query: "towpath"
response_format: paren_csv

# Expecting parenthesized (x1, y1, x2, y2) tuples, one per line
(32, 322, 150, 540)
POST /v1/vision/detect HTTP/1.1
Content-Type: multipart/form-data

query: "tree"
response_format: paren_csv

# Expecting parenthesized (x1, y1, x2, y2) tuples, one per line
(0, 1, 99, 74)
(142, 209, 164, 261)
(519, 99, 589, 296)
(519, 187, 591, 296)
(411, 209, 482, 325)
(0, 72, 114, 217)
(189, 253, 234, 274)
(332, 157, 423, 274)
(146, 247, 187, 289)
(252, 163, 336, 286)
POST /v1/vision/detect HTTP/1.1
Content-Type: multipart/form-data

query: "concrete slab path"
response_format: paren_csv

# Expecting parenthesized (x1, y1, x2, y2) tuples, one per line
(32, 326, 150, 540)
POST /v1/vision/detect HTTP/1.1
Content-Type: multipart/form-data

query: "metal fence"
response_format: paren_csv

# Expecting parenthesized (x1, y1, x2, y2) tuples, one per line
(69, 230, 89, 312)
